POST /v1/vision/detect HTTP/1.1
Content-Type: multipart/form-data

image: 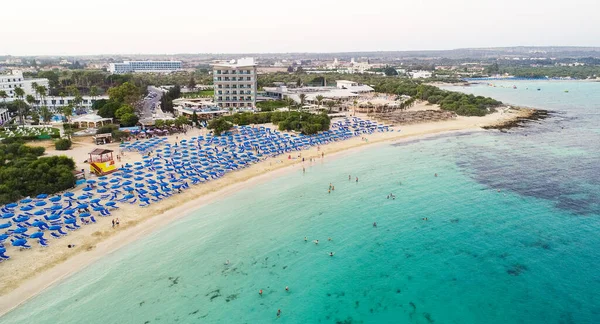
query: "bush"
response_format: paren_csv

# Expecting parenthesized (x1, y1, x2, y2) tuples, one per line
(55, 139, 72, 150)
(207, 118, 233, 136)
(97, 124, 119, 134)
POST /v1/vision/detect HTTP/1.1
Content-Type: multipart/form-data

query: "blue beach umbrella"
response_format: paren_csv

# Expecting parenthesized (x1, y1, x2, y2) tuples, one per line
(12, 239, 27, 247)
(29, 231, 44, 239)
(36, 194, 48, 199)
(64, 192, 75, 197)
(50, 205, 62, 211)
(34, 210, 46, 216)
(20, 206, 33, 211)
(6, 203, 18, 208)
(35, 201, 47, 207)
(77, 195, 89, 200)
(79, 213, 91, 218)
(45, 214, 60, 221)
(48, 225, 62, 231)
(76, 204, 88, 209)
(2, 213, 14, 219)
(64, 218, 76, 224)
(63, 209, 76, 215)
(0, 222, 11, 229)
(14, 227, 27, 234)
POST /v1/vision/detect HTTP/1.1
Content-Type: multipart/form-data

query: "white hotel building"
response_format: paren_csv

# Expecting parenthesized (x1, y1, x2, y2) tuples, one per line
(0, 70, 49, 98)
(212, 58, 257, 109)
(109, 61, 182, 74)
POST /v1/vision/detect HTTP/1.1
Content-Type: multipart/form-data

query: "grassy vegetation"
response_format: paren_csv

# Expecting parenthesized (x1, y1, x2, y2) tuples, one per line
(209, 111, 331, 135)
(256, 100, 288, 111)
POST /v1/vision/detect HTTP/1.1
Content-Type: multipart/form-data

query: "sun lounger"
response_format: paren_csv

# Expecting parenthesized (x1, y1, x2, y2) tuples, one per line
(51, 232, 62, 239)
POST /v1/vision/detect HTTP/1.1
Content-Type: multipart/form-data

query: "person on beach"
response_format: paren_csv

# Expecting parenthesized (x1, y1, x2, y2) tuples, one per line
(116, 218, 120, 226)
(303, 167, 305, 174)
(322, 152, 324, 158)
(112, 219, 115, 228)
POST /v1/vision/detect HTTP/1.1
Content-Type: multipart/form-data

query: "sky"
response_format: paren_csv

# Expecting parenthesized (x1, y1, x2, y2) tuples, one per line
(3, 0, 600, 56)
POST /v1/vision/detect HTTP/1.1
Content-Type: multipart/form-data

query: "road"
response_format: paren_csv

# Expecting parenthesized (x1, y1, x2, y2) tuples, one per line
(139, 86, 163, 120)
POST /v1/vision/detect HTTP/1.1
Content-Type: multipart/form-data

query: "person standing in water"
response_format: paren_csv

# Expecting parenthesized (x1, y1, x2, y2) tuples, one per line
(348, 175, 351, 181)
(373, 222, 377, 227)
(277, 309, 282, 318)
(356, 177, 359, 183)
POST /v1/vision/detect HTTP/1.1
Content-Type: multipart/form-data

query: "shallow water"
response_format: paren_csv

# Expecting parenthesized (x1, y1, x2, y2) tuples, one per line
(2, 81, 600, 323)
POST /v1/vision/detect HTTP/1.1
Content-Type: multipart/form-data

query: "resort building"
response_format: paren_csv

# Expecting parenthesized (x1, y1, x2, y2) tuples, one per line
(70, 114, 113, 129)
(172, 98, 229, 120)
(263, 80, 374, 106)
(108, 61, 183, 74)
(0, 108, 9, 125)
(212, 58, 257, 110)
(410, 70, 433, 79)
(34, 95, 109, 111)
(0, 70, 49, 98)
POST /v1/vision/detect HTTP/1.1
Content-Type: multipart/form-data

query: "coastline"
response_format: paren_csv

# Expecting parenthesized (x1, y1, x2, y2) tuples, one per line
(0, 108, 535, 317)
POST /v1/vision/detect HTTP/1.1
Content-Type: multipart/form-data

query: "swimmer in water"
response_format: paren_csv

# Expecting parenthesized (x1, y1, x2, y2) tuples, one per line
(373, 222, 377, 227)
(285, 286, 289, 292)
(329, 252, 334, 257)
(259, 289, 263, 296)
(225, 260, 230, 265)
(304, 236, 308, 242)
(349, 175, 351, 180)
(277, 309, 281, 317)
(356, 177, 359, 182)
(328, 237, 332, 241)
(435, 173, 438, 177)
(314, 240, 319, 244)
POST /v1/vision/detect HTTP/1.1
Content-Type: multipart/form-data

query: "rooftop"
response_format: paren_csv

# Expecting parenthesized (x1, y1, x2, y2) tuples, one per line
(212, 57, 256, 68)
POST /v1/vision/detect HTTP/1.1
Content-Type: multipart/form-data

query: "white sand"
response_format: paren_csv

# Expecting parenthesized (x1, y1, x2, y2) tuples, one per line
(0, 108, 533, 316)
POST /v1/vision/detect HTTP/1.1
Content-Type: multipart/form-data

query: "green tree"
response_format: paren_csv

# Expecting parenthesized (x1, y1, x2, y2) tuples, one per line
(174, 115, 188, 128)
(89, 85, 98, 101)
(37, 85, 47, 107)
(114, 105, 135, 120)
(188, 76, 196, 90)
(54, 138, 72, 150)
(384, 66, 398, 76)
(31, 111, 40, 125)
(14, 87, 26, 125)
(325, 100, 336, 113)
(315, 95, 324, 109)
(119, 113, 139, 127)
(40, 106, 52, 124)
(207, 118, 232, 136)
(107, 82, 141, 105)
(62, 104, 73, 121)
(298, 93, 306, 109)
(0, 90, 7, 105)
(191, 112, 199, 126)
(154, 119, 165, 128)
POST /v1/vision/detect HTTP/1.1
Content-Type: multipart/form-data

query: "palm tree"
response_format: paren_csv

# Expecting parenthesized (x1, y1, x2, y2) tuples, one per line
(14, 87, 26, 125)
(62, 104, 73, 121)
(298, 93, 307, 110)
(0, 90, 7, 105)
(31, 82, 39, 106)
(37, 85, 47, 109)
(315, 95, 324, 110)
(40, 106, 52, 124)
(284, 97, 295, 109)
(353, 100, 358, 116)
(89, 85, 98, 104)
(326, 101, 336, 113)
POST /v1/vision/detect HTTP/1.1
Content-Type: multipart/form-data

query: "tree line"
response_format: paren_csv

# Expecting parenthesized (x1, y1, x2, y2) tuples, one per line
(0, 142, 76, 204)
(208, 111, 330, 135)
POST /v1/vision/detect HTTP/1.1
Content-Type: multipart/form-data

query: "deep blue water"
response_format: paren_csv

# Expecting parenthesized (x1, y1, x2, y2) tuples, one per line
(2, 81, 599, 324)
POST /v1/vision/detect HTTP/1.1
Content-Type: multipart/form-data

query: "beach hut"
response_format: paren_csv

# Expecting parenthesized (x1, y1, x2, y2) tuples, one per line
(88, 148, 117, 176)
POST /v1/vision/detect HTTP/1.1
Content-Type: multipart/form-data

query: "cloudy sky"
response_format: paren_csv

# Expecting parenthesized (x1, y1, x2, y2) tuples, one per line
(3, 0, 599, 55)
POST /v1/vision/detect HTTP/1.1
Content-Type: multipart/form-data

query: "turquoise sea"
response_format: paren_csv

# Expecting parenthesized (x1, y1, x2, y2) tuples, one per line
(2, 81, 599, 323)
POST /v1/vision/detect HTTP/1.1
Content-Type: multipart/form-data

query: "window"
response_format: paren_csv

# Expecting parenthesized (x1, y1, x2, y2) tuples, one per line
(246, 77, 251, 81)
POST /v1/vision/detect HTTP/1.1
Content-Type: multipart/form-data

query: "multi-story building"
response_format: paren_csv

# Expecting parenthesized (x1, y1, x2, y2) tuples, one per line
(0, 108, 10, 125)
(0, 70, 49, 98)
(212, 58, 257, 109)
(108, 61, 182, 74)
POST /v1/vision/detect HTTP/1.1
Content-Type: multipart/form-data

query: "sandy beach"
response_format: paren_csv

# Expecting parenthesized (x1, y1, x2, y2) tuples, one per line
(0, 106, 534, 316)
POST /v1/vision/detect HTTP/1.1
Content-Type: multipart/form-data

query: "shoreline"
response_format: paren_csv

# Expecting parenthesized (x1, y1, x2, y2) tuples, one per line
(0, 108, 536, 317)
